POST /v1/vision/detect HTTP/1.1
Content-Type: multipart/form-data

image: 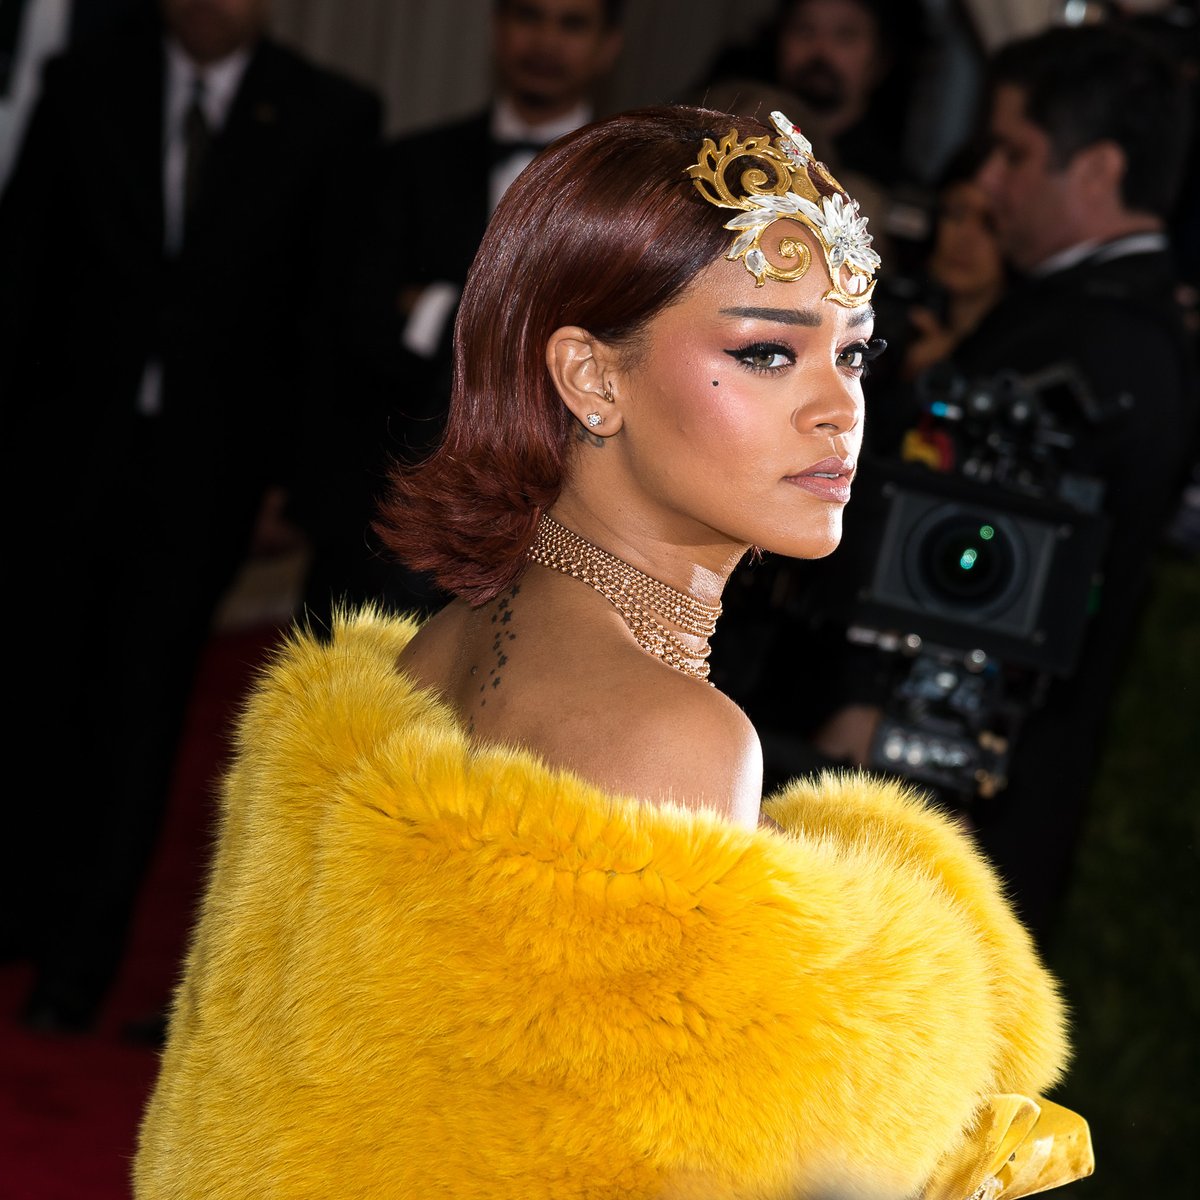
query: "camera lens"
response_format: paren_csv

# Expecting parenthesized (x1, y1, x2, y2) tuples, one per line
(902, 506, 1025, 618)
(921, 517, 1013, 602)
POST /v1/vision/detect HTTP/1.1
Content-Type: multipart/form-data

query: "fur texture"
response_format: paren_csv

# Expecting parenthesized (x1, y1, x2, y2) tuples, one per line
(134, 609, 1069, 1199)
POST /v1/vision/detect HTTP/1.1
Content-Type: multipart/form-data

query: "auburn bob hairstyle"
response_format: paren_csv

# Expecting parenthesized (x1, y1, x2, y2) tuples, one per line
(375, 105, 771, 605)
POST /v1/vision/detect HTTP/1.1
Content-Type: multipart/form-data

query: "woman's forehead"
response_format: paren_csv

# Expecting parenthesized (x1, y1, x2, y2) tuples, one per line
(678, 242, 874, 329)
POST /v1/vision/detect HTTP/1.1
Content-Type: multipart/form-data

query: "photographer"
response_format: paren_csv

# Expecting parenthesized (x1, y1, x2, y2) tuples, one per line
(807, 21, 1197, 945)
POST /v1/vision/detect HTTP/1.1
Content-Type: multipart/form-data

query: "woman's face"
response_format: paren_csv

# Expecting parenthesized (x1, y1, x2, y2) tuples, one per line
(928, 180, 1005, 301)
(610, 226, 874, 563)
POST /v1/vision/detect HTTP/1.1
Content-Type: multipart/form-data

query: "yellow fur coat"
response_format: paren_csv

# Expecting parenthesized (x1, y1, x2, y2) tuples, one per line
(134, 610, 1075, 1199)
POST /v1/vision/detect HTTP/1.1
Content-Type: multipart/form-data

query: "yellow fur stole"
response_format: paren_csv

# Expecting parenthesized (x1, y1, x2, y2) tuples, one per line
(134, 609, 1072, 1199)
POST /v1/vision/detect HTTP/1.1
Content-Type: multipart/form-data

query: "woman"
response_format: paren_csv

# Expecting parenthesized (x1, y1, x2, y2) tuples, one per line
(134, 107, 1091, 1199)
(841, 140, 1009, 470)
(901, 143, 1009, 386)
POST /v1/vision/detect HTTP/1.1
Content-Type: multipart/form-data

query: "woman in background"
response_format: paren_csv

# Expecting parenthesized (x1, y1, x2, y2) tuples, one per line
(850, 139, 1010, 469)
(902, 141, 1009, 383)
(134, 106, 1090, 1199)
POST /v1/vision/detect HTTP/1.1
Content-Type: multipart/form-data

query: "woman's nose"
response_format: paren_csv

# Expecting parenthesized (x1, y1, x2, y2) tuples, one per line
(792, 384, 862, 438)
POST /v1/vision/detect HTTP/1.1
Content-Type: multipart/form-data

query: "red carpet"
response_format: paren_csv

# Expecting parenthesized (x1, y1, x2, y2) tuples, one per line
(0, 622, 286, 1200)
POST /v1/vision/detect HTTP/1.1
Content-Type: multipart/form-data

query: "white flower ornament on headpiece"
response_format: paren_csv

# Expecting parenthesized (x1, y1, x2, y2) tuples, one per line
(687, 110, 881, 306)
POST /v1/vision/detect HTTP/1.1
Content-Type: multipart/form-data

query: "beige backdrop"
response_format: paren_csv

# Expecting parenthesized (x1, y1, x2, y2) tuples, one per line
(270, 0, 792, 136)
(267, 1, 1099, 139)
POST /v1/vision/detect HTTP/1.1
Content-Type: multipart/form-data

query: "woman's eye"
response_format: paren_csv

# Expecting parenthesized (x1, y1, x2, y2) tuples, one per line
(725, 342, 795, 372)
(838, 337, 888, 376)
(839, 345, 867, 372)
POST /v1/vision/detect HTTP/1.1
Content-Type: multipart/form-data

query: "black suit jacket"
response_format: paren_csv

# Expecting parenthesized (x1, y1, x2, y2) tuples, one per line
(0, 18, 383, 534)
(0, 20, 383, 1014)
(373, 107, 536, 455)
(380, 107, 493, 299)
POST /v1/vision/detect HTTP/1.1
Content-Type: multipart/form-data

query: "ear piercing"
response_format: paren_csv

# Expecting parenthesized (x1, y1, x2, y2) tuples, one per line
(588, 383, 614, 426)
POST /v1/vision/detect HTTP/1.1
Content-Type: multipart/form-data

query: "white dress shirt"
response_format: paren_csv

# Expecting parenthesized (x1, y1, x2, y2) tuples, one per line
(487, 95, 591, 214)
(1032, 231, 1169, 278)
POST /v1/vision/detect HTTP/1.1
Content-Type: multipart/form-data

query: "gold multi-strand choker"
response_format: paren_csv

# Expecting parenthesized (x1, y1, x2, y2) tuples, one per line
(527, 514, 721, 682)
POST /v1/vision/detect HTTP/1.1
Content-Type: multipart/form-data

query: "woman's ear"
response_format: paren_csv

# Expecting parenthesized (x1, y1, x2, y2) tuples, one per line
(545, 326, 625, 439)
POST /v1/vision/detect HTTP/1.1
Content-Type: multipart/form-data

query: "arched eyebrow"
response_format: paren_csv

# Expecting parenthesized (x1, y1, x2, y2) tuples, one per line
(719, 305, 876, 328)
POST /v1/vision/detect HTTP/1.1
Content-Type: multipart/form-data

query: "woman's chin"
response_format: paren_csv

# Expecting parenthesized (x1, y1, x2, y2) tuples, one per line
(758, 522, 845, 562)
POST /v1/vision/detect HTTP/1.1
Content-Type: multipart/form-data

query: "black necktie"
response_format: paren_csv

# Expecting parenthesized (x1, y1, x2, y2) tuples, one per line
(183, 77, 211, 236)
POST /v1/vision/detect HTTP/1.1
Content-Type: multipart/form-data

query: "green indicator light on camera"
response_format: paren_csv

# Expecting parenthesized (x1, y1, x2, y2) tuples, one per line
(960, 547, 979, 570)
(979, 525, 995, 540)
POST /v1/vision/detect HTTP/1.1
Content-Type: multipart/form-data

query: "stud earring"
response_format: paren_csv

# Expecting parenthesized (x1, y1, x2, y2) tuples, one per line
(586, 412, 604, 428)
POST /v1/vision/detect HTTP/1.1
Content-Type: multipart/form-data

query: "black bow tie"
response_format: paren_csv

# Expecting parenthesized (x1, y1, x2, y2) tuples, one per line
(488, 137, 549, 168)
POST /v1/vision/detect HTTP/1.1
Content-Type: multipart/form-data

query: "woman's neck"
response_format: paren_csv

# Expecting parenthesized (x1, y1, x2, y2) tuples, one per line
(546, 498, 745, 612)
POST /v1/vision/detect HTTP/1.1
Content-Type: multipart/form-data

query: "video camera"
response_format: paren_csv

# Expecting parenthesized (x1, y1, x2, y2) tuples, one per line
(792, 361, 1116, 801)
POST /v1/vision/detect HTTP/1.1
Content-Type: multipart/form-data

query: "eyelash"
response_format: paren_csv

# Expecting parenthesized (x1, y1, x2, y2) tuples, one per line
(726, 341, 796, 373)
(726, 337, 888, 377)
(839, 337, 888, 377)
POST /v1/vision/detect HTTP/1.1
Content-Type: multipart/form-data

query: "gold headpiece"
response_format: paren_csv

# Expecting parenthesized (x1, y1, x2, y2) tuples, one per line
(687, 110, 881, 306)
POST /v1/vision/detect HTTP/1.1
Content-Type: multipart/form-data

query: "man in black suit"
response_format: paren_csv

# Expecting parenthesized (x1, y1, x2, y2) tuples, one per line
(948, 23, 1196, 941)
(296, 0, 624, 624)
(807, 22, 1196, 945)
(387, 0, 623, 395)
(0, 0, 382, 1031)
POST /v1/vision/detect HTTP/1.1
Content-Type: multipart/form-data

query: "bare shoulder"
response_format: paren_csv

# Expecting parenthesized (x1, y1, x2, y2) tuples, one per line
(395, 599, 470, 681)
(544, 654, 765, 829)
(396, 584, 765, 829)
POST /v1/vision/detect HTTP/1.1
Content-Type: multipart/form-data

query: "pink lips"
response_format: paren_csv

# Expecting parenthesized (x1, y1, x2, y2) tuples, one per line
(784, 455, 857, 503)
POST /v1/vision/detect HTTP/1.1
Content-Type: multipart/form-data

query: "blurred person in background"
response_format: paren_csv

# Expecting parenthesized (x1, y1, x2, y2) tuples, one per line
(899, 142, 1009, 385)
(384, 0, 624, 432)
(295, 0, 625, 628)
(0, 0, 382, 1033)
(853, 135, 1012, 460)
(699, 0, 930, 196)
(807, 19, 1196, 945)
(773, 0, 910, 188)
